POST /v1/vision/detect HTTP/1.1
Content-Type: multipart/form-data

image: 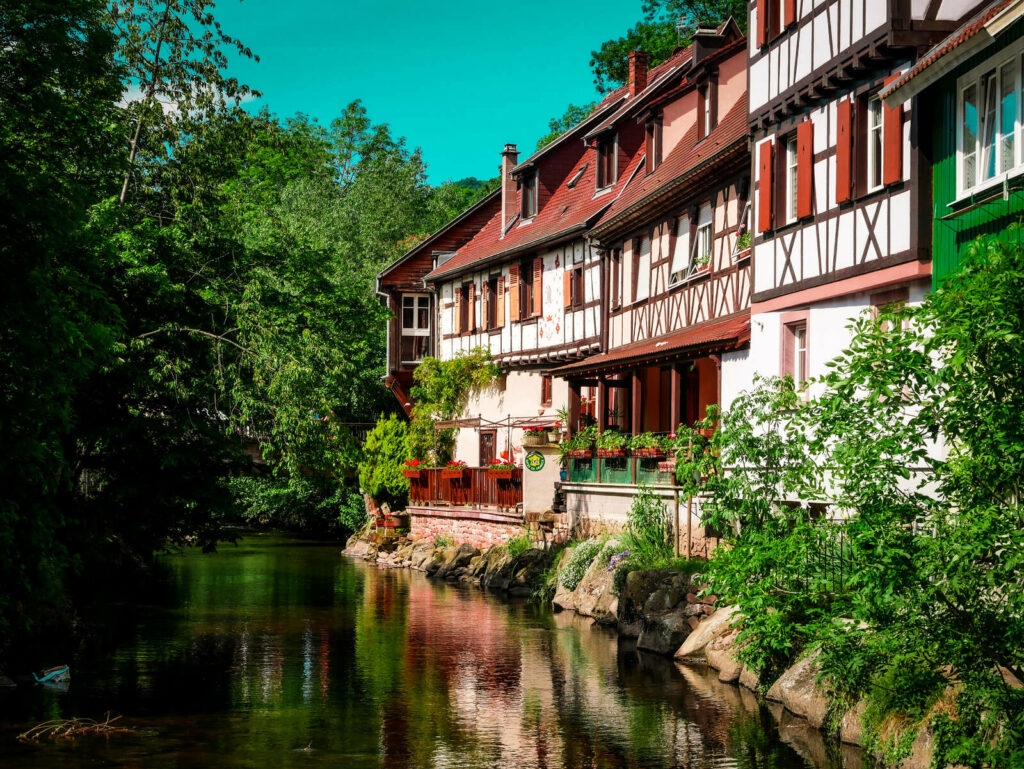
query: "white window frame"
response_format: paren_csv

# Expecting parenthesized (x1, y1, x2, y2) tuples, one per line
(786, 134, 799, 223)
(956, 43, 1024, 200)
(669, 215, 690, 285)
(867, 96, 884, 192)
(692, 204, 713, 272)
(633, 234, 651, 303)
(401, 293, 430, 365)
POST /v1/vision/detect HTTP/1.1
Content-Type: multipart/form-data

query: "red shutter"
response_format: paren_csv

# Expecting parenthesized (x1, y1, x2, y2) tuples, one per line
(836, 99, 852, 204)
(563, 270, 573, 309)
(532, 256, 543, 317)
(481, 281, 490, 331)
(508, 264, 520, 321)
(882, 75, 903, 186)
(495, 276, 505, 328)
(467, 282, 476, 331)
(796, 120, 813, 220)
(756, 0, 767, 47)
(453, 288, 462, 335)
(757, 140, 774, 233)
(784, 0, 796, 27)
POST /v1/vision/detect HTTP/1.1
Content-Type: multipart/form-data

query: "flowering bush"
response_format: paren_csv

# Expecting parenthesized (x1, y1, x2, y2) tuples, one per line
(559, 539, 602, 591)
(607, 548, 631, 572)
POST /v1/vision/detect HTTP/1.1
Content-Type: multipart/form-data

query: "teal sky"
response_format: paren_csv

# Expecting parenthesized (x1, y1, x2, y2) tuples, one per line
(212, 0, 644, 184)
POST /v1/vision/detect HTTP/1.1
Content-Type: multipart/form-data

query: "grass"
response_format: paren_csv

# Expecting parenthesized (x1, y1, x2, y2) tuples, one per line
(505, 532, 533, 558)
(432, 534, 454, 549)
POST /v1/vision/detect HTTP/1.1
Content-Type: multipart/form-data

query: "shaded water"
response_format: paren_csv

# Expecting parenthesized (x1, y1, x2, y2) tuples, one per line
(0, 534, 867, 768)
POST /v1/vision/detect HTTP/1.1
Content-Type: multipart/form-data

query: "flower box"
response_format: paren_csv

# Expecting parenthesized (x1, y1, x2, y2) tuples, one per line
(548, 431, 560, 443)
(402, 469, 422, 479)
(441, 468, 466, 480)
(488, 468, 515, 479)
(698, 428, 715, 439)
(597, 448, 627, 458)
(633, 447, 666, 458)
(523, 432, 547, 447)
(568, 449, 593, 459)
(657, 460, 676, 473)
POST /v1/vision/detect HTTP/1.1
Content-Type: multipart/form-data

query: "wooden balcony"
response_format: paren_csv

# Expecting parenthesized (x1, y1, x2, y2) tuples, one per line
(407, 467, 523, 511)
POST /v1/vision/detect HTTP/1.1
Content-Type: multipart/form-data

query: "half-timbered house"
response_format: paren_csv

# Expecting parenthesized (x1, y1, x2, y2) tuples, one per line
(553, 20, 752, 538)
(747, 0, 970, 393)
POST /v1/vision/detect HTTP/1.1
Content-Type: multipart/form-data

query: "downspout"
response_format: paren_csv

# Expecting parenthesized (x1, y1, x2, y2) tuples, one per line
(374, 273, 392, 385)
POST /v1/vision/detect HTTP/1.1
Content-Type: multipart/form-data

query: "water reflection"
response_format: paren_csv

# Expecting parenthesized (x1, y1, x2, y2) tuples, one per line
(0, 534, 870, 769)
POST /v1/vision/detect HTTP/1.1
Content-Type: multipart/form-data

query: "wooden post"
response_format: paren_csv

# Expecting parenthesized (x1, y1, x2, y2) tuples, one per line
(673, 490, 680, 558)
(686, 495, 693, 559)
(670, 364, 681, 432)
(597, 378, 608, 433)
(568, 380, 581, 437)
(631, 368, 642, 436)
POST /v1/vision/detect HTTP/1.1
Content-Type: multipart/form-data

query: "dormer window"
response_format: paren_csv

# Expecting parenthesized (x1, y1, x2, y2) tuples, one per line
(698, 82, 716, 141)
(521, 170, 538, 219)
(597, 135, 617, 189)
(646, 116, 663, 173)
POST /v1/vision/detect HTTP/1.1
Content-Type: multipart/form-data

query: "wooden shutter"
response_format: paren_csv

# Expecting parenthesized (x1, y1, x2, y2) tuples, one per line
(782, 325, 795, 378)
(757, 140, 774, 233)
(796, 120, 813, 220)
(563, 270, 573, 309)
(532, 256, 543, 317)
(508, 264, 520, 321)
(467, 282, 476, 332)
(784, 0, 796, 27)
(481, 281, 490, 330)
(453, 287, 462, 335)
(882, 75, 903, 186)
(756, 0, 767, 47)
(836, 99, 852, 204)
(495, 276, 505, 327)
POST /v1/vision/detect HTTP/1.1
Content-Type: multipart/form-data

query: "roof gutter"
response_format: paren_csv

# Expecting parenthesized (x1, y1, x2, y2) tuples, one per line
(882, 1, 1024, 106)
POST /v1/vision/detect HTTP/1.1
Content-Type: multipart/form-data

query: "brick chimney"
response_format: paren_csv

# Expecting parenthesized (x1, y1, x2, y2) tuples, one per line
(500, 143, 519, 236)
(628, 50, 648, 97)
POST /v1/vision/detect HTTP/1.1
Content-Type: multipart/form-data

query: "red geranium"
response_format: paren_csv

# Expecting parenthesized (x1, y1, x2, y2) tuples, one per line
(403, 458, 421, 467)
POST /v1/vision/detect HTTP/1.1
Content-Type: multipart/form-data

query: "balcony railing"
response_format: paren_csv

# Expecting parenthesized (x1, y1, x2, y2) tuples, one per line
(568, 456, 676, 485)
(407, 467, 523, 510)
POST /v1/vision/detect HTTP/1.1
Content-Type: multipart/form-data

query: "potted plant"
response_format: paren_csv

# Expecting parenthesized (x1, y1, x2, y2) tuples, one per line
(488, 452, 517, 479)
(628, 432, 665, 458)
(595, 429, 628, 458)
(523, 425, 548, 447)
(441, 459, 468, 480)
(402, 458, 424, 479)
(562, 424, 597, 459)
(548, 420, 561, 443)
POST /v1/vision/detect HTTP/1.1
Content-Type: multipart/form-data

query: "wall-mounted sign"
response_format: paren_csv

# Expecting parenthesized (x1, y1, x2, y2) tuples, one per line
(524, 451, 545, 472)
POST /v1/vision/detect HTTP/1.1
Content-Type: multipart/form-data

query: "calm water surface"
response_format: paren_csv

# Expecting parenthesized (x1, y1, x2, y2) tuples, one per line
(0, 534, 868, 768)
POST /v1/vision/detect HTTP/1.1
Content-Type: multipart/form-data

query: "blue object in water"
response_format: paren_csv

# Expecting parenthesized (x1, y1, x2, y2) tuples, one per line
(33, 665, 70, 685)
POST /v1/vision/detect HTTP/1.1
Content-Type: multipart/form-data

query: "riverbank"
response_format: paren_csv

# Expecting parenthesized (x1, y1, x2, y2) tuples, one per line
(345, 531, 951, 769)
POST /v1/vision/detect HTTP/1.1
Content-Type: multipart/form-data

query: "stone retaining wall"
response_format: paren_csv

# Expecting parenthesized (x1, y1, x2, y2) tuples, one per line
(407, 506, 524, 550)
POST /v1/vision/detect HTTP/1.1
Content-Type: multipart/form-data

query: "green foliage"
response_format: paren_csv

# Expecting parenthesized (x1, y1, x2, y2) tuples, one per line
(229, 475, 365, 533)
(560, 539, 603, 591)
(595, 429, 628, 450)
(535, 102, 598, 150)
(358, 415, 410, 507)
(505, 532, 534, 559)
(560, 424, 599, 463)
(408, 348, 500, 463)
(621, 486, 673, 567)
(626, 432, 661, 451)
(532, 540, 570, 603)
(589, 0, 748, 92)
(700, 238, 1024, 765)
(433, 534, 454, 549)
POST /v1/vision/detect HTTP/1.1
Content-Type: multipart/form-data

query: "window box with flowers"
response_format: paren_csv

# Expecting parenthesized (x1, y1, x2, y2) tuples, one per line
(628, 432, 666, 458)
(548, 421, 562, 443)
(595, 429, 628, 458)
(523, 426, 548, 447)
(561, 424, 597, 460)
(402, 458, 424, 479)
(488, 452, 517, 479)
(441, 459, 468, 480)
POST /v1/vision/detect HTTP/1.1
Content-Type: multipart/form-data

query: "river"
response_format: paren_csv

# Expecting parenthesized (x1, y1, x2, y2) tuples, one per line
(0, 533, 867, 768)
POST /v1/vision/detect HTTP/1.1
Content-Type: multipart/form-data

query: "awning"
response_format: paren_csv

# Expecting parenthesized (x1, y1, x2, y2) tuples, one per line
(553, 314, 750, 376)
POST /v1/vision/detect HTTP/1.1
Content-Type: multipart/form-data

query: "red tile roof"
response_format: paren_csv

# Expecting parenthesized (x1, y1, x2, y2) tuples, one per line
(553, 313, 750, 375)
(882, 0, 1021, 100)
(589, 96, 749, 241)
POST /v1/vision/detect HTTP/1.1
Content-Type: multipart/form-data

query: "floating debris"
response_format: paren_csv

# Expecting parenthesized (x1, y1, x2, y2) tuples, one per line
(17, 713, 136, 742)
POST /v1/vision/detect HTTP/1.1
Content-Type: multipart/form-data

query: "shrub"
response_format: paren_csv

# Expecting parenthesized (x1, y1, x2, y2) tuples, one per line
(505, 532, 533, 558)
(433, 534, 454, 549)
(595, 429, 627, 450)
(559, 539, 602, 590)
(621, 485, 672, 567)
(357, 414, 409, 507)
(229, 475, 365, 534)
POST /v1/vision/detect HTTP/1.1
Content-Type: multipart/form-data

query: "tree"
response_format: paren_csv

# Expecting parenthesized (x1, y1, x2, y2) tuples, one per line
(535, 102, 598, 150)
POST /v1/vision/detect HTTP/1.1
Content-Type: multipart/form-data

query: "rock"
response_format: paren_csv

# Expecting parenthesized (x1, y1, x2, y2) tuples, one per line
(675, 605, 738, 658)
(739, 666, 759, 691)
(552, 546, 579, 611)
(573, 558, 618, 625)
(342, 534, 372, 559)
(839, 700, 867, 745)
(765, 650, 829, 729)
(509, 548, 552, 591)
(617, 569, 674, 637)
(637, 610, 691, 655)
(434, 544, 480, 580)
(408, 540, 436, 570)
(706, 629, 743, 683)
(479, 546, 514, 589)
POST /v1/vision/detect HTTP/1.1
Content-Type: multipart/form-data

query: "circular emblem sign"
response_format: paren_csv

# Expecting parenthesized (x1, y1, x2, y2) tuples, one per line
(524, 451, 545, 472)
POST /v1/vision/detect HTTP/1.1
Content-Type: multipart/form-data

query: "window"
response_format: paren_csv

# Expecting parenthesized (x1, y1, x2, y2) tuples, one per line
(698, 84, 714, 140)
(401, 294, 430, 364)
(669, 215, 690, 284)
(597, 135, 617, 189)
(732, 198, 751, 259)
(521, 170, 538, 218)
(541, 375, 552, 407)
(569, 265, 584, 309)
(458, 284, 471, 334)
(959, 52, 1022, 194)
(867, 97, 883, 191)
(646, 116, 663, 173)
(693, 204, 713, 271)
(519, 257, 541, 318)
(783, 320, 808, 389)
(485, 275, 499, 329)
(785, 134, 799, 223)
(610, 249, 622, 310)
